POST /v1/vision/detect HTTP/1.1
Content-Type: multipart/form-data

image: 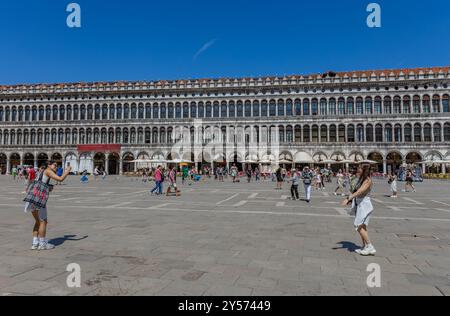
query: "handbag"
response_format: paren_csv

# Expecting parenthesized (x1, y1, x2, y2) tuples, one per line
(23, 172, 52, 209)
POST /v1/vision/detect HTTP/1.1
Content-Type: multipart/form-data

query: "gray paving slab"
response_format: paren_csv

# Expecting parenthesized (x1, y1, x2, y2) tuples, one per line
(1, 176, 449, 296)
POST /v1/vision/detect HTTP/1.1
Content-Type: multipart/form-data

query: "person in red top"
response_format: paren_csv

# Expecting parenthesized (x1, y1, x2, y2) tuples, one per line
(24, 167, 36, 193)
(150, 166, 163, 195)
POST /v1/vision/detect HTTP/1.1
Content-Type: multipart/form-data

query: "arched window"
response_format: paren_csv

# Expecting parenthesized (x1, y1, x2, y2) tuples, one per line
(423, 124, 432, 142)
(80, 105, 86, 120)
(347, 125, 355, 143)
(123, 128, 129, 144)
(286, 125, 293, 143)
(294, 125, 301, 143)
(138, 105, 144, 119)
(311, 99, 319, 116)
(321, 125, 328, 143)
(346, 98, 354, 115)
(154, 104, 161, 119)
(356, 124, 364, 142)
(253, 101, 260, 117)
(294, 99, 301, 116)
(413, 96, 421, 113)
(338, 98, 345, 115)
(433, 95, 441, 113)
(191, 102, 197, 118)
(286, 100, 293, 116)
(384, 97, 392, 114)
(198, 102, 204, 118)
(384, 124, 393, 142)
(237, 101, 243, 117)
(205, 102, 212, 118)
(329, 98, 336, 116)
(95, 105, 101, 120)
(443, 95, 449, 113)
(303, 99, 310, 116)
(403, 96, 411, 114)
(269, 100, 276, 117)
(320, 99, 327, 116)
(261, 101, 268, 117)
(338, 125, 345, 143)
(130, 104, 137, 119)
(213, 102, 220, 118)
(93, 129, 100, 144)
(110, 105, 116, 120)
(87, 105, 93, 120)
(393, 96, 401, 114)
(356, 98, 363, 115)
(168, 103, 174, 118)
(374, 124, 382, 142)
(365, 97, 373, 115)
(366, 124, 374, 142)
(45, 106, 51, 121)
(145, 128, 151, 144)
(184, 102, 190, 118)
(73, 105, 79, 120)
(102, 105, 108, 120)
(277, 100, 285, 116)
(422, 95, 431, 113)
(444, 123, 450, 141)
(145, 104, 151, 119)
(394, 124, 402, 142)
(434, 123, 442, 142)
(414, 123, 422, 142)
(303, 125, 310, 142)
(311, 125, 319, 143)
(221, 102, 227, 118)
(404, 124, 412, 142)
(329, 125, 337, 143)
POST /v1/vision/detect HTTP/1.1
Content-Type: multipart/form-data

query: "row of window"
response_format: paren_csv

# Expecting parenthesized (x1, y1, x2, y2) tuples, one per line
(1, 123, 449, 146)
(0, 95, 449, 122)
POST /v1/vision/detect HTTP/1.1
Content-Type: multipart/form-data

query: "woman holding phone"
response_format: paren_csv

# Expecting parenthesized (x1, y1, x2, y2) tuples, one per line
(24, 160, 72, 251)
(341, 164, 376, 256)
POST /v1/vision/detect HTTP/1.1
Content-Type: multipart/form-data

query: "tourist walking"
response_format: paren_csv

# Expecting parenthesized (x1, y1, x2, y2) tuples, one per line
(302, 166, 313, 203)
(341, 164, 377, 256)
(12, 166, 18, 181)
(275, 167, 283, 190)
(404, 169, 416, 193)
(23, 161, 72, 250)
(246, 167, 252, 183)
(166, 166, 181, 197)
(388, 171, 398, 198)
(150, 165, 163, 195)
(230, 164, 239, 183)
(334, 169, 346, 196)
(290, 169, 300, 200)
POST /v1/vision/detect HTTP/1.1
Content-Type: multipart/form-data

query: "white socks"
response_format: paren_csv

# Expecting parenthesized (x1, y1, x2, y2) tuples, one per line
(33, 237, 39, 245)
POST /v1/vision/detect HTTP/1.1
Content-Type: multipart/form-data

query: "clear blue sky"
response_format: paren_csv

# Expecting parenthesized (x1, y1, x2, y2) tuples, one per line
(0, 0, 449, 84)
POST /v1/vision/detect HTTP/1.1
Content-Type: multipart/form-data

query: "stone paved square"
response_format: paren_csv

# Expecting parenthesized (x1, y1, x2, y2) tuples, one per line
(1, 176, 449, 296)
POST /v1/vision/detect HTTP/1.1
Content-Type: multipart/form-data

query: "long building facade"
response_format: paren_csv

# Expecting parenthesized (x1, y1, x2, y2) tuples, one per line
(0, 67, 449, 175)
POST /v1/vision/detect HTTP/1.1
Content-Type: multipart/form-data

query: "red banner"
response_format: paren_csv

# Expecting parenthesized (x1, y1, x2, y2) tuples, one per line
(77, 144, 121, 153)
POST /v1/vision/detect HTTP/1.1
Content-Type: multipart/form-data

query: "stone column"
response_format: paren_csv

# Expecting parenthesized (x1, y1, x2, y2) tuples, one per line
(383, 159, 387, 175)
(105, 154, 110, 175)
(6, 157, 11, 175)
(119, 159, 123, 175)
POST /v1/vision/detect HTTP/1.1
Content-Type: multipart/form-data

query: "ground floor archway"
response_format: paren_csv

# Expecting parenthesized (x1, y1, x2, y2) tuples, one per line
(108, 153, 120, 175)
(23, 153, 35, 167)
(0, 153, 7, 174)
(37, 153, 49, 169)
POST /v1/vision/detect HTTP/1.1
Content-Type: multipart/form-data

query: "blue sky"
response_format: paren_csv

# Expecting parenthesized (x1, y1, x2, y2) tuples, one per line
(0, 0, 449, 84)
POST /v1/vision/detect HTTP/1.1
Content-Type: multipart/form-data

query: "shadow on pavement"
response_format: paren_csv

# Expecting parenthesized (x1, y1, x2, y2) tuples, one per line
(48, 235, 89, 246)
(333, 241, 359, 252)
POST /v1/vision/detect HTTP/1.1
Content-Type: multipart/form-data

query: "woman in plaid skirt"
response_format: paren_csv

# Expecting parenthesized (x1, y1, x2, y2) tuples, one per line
(24, 161, 72, 251)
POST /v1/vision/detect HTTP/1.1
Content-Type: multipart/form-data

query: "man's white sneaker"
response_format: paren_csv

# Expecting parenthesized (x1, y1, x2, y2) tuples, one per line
(38, 241, 55, 251)
(359, 245, 376, 256)
(31, 244, 39, 250)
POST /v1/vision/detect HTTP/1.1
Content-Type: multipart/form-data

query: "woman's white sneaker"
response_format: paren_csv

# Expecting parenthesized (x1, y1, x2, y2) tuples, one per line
(38, 241, 55, 250)
(31, 244, 39, 250)
(359, 245, 376, 256)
